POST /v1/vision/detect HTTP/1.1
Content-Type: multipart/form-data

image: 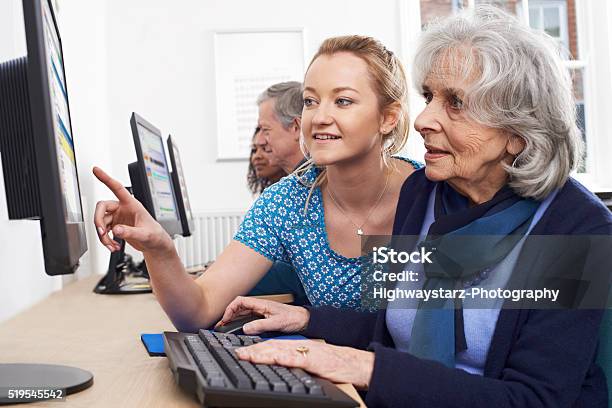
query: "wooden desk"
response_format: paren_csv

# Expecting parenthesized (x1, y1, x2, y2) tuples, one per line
(0, 275, 365, 407)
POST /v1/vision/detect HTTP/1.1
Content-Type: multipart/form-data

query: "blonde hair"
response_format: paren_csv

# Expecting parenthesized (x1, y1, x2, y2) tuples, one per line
(296, 35, 410, 211)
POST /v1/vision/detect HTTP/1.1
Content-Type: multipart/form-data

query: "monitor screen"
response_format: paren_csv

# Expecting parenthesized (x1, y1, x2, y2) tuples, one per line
(41, 0, 83, 224)
(137, 123, 179, 221)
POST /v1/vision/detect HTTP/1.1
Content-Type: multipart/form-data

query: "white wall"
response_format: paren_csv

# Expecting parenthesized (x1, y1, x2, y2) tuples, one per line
(57, 0, 112, 279)
(0, 0, 23, 59)
(95, 0, 414, 214)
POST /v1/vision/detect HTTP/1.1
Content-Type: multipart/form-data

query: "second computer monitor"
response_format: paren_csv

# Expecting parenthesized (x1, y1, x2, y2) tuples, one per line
(129, 112, 182, 237)
(167, 135, 194, 237)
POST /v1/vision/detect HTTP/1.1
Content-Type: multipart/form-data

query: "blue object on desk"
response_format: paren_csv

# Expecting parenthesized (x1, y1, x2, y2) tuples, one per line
(141, 333, 165, 357)
(140, 332, 308, 358)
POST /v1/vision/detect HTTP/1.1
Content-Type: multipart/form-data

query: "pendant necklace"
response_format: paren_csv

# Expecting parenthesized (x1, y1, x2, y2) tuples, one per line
(326, 172, 390, 236)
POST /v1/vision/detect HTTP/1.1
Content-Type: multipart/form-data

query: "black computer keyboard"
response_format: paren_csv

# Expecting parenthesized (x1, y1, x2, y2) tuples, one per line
(163, 330, 360, 407)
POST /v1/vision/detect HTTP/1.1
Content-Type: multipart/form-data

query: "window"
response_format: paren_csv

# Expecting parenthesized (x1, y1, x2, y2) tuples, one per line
(528, 1, 588, 173)
(528, 1, 568, 49)
(405, 0, 606, 183)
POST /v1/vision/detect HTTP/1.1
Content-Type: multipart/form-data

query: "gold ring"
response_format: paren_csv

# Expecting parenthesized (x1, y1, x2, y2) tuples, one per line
(296, 346, 309, 358)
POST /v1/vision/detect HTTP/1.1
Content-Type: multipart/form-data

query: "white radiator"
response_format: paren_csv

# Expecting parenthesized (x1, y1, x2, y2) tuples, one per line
(174, 210, 245, 268)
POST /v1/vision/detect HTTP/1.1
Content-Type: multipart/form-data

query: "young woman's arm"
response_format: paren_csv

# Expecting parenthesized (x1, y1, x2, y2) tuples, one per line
(93, 167, 273, 332)
(147, 240, 272, 332)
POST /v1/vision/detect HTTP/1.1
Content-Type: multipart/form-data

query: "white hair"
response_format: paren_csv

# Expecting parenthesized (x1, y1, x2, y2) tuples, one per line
(413, 5, 583, 200)
(256, 81, 303, 128)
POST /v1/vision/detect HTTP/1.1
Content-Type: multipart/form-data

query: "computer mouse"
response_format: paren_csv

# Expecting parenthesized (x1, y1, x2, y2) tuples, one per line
(213, 314, 264, 335)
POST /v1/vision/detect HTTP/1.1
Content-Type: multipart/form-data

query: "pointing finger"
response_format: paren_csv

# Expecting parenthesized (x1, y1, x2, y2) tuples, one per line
(93, 166, 133, 203)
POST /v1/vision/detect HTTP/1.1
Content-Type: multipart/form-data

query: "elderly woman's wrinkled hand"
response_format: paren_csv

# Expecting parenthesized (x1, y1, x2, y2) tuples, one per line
(235, 340, 375, 389)
(216, 296, 310, 335)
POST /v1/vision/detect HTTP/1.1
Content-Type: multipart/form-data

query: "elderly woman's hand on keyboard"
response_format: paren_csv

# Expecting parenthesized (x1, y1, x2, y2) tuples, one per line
(218, 296, 376, 389)
(234, 339, 375, 390)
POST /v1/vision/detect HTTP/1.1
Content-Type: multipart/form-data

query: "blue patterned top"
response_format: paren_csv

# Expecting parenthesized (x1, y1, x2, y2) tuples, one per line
(234, 158, 423, 309)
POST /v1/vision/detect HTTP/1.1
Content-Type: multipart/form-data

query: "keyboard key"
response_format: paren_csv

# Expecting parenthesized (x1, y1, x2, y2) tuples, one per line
(239, 361, 265, 381)
(199, 330, 220, 347)
(309, 384, 324, 395)
(271, 381, 288, 393)
(209, 346, 253, 390)
(286, 379, 301, 387)
(200, 330, 214, 338)
(241, 337, 254, 346)
(209, 377, 225, 388)
(256, 365, 280, 381)
(185, 336, 206, 349)
(185, 337, 204, 354)
(279, 372, 295, 380)
(291, 368, 312, 382)
(227, 371, 251, 389)
(290, 383, 307, 394)
(207, 371, 224, 379)
(226, 334, 242, 346)
(255, 364, 272, 372)
(193, 357, 223, 380)
(254, 380, 269, 391)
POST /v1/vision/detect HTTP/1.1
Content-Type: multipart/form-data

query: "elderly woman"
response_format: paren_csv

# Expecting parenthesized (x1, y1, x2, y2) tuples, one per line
(220, 6, 612, 407)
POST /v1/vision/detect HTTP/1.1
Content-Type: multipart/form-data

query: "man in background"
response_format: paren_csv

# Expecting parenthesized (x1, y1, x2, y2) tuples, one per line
(256, 81, 306, 173)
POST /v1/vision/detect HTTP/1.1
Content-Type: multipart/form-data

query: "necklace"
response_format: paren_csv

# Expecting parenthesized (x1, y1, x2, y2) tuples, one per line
(326, 172, 390, 236)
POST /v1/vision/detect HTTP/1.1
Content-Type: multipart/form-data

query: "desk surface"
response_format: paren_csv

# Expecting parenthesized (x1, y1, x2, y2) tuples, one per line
(0, 275, 365, 407)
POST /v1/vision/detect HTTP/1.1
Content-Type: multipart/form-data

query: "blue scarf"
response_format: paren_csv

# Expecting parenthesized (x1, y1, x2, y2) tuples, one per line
(406, 181, 539, 367)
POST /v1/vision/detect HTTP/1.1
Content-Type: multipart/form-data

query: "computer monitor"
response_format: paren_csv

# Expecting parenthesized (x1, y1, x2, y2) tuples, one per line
(0, 0, 87, 276)
(128, 113, 183, 237)
(0, 0, 92, 401)
(94, 114, 184, 295)
(167, 135, 195, 237)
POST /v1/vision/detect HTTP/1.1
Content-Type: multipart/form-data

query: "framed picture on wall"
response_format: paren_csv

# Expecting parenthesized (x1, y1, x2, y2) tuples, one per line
(213, 29, 306, 161)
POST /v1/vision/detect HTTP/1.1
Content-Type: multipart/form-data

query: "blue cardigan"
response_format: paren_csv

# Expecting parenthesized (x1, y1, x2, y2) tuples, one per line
(303, 170, 612, 408)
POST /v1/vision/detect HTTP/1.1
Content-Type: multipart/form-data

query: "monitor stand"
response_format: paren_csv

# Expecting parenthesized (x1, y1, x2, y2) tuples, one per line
(0, 363, 93, 404)
(93, 237, 152, 294)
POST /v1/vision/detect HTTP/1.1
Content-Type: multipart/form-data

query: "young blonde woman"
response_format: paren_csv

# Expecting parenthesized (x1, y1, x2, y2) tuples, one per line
(93, 35, 421, 332)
